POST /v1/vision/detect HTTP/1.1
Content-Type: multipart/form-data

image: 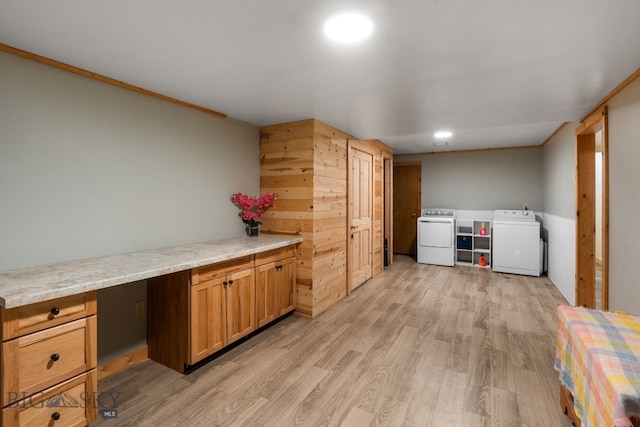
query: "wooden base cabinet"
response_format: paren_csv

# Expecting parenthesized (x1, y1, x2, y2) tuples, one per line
(148, 247, 297, 374)
(0, 292, 98, 427)
(255, 247, 296, 328)
(2, 371, 97, 427)
(189, 267, 255, 363)
(149, 256, 260, 373)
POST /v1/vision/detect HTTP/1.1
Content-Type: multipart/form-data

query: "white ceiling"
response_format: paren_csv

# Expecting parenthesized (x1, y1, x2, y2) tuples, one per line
(2, 1, 640, 154)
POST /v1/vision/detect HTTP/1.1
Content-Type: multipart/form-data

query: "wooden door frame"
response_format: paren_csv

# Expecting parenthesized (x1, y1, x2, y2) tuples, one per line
(383, 155, 393, 265)
(575, 106, 608, 309)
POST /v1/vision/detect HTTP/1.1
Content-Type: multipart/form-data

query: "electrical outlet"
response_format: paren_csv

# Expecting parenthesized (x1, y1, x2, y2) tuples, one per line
(431, 202, 437, 208)
(135, 300, 145, 317)
(562, 207, 566, 216)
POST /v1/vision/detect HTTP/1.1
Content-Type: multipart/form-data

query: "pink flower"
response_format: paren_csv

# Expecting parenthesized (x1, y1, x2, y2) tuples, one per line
(230, 192, 277, 227)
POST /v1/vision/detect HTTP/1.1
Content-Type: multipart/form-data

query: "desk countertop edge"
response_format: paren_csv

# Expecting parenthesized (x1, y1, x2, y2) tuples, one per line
(0, 235, 303, 309)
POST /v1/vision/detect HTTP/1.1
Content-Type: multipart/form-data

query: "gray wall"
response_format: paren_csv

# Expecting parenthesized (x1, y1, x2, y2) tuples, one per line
(542, 124, 576, 218)
(607, 76, 640, 314)
(395, 147, 544, 211)
(0, 52, 260, 362)
(541, 76, 640, 314)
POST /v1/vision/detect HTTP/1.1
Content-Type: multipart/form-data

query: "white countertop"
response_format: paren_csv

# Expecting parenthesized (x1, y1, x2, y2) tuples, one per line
(0, 235, 302, 309)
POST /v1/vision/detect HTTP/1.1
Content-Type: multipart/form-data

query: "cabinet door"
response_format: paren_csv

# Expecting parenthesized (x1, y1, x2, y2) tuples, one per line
(226, 268, 255, 344)
(256, 262, 278, 328)
(276, 257, 296, 316)
(190, 277, 226, 364)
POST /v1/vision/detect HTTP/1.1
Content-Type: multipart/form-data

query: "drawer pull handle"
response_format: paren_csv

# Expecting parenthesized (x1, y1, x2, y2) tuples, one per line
(50, 353, 60, 362)
(51, 307, 60, 316)
(51, 412, 61, 420)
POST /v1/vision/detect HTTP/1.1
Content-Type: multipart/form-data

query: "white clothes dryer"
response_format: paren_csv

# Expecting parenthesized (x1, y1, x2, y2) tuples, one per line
(417, 209, 456, 266)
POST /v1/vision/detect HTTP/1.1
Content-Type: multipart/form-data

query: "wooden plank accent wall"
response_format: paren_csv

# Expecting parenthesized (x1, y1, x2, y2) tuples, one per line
(311, 124, 349, 317)
(260, 120, 315, 316)
(260, 119, 392, 318)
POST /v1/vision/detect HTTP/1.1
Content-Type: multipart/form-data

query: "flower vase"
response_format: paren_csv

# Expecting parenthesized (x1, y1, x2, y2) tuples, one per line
(245, 224, 260, 237)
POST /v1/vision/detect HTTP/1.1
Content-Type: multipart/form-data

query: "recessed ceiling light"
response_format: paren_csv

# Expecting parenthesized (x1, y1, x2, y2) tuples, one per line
(324, 12, 373, 43)
(434, 131, 453, 139)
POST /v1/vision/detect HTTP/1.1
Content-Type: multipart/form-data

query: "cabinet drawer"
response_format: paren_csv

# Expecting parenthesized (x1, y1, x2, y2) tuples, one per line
(2, 292, 97, 340)
(191, 256, 254, 285)
(1, 317, 97, 408)
(255, 246, 296, 266)
(1, 370, 97, 427)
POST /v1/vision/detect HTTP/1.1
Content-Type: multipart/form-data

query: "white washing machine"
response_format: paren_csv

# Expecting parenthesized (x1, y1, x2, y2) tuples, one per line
(493, 210, 544, 276)
(417, 209, 456, 266)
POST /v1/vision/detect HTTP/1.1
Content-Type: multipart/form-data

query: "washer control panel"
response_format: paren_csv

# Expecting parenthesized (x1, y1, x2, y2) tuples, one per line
(493, 210, 535, 221)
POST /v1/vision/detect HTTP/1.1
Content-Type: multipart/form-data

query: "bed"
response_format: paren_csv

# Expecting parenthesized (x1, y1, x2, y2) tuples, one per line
(555, 305, 640, 427)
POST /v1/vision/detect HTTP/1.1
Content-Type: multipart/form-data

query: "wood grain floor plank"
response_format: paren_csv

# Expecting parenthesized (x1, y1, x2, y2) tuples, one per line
(93, 256, 574, 426)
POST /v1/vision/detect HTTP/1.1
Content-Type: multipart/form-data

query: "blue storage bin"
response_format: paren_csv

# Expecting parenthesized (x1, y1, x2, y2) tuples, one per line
(457, 236, 471, 250)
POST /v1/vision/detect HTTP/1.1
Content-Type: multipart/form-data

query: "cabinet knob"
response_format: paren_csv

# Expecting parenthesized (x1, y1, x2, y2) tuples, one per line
(223, 281, 228, 286)
(50, 353, 60, 362)
(51, 307, 60, 316)
(51, 412, 61, 420)
(228, 279, 234, 286)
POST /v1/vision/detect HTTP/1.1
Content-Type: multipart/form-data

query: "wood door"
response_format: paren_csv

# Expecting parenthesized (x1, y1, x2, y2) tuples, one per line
(225, 268, 255, 344)
(189, 277, 225, 364)
(348, 146, 374, 292)
(393, 163, 421, 255)
(255, 262, 277, 328)
(276, 256, 295, 316)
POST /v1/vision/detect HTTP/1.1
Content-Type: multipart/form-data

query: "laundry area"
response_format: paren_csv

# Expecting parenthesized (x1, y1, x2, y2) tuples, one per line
(417, 208, 546, 277)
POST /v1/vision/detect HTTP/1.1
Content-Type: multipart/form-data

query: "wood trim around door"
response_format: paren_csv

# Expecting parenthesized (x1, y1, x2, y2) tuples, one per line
(575, 106, 608, 309)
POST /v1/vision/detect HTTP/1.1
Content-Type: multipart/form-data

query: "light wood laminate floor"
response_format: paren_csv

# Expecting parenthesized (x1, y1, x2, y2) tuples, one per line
(95, 255, 573, 426)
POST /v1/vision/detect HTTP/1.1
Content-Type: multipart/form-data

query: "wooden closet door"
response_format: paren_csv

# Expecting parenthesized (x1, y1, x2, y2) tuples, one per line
(348, 145, 373, 292)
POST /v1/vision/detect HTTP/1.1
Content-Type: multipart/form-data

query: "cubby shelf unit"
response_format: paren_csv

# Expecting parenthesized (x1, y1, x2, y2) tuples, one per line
(456, 219, 492, 268)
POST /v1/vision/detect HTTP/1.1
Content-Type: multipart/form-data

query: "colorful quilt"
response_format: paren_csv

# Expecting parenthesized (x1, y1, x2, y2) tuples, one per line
(555, 305, 640, 427)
